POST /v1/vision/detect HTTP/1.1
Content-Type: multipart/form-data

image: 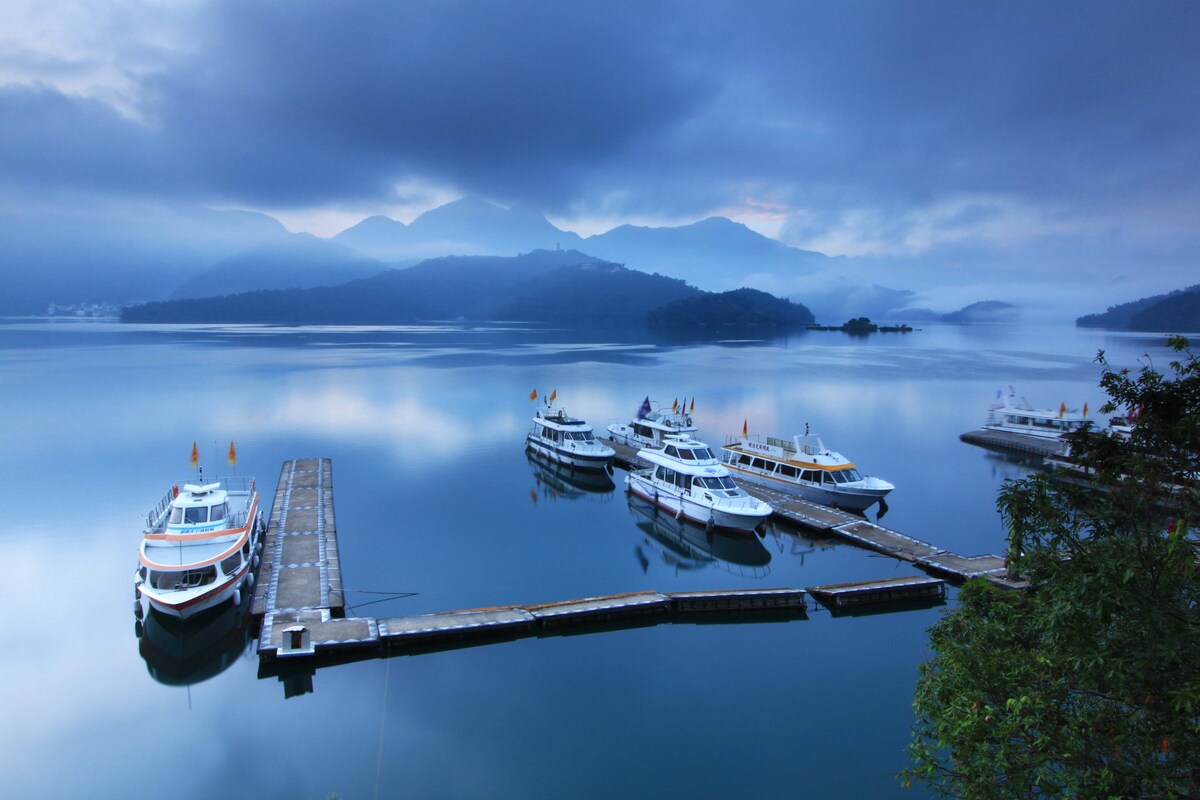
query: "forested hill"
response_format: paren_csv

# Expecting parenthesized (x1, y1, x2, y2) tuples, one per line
(1076, 284, 1200, 331)
(120, 249, 715, 328)
(647, 288, 814, 332)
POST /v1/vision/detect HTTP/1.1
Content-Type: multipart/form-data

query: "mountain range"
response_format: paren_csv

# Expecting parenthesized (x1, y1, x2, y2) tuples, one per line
(121, 249, 815, 334)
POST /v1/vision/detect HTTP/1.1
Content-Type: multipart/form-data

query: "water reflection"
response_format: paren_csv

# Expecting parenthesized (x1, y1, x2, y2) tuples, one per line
(526, 450, 616, 500)
(627, 494, 771, 578)
(136, 598, 255, 687)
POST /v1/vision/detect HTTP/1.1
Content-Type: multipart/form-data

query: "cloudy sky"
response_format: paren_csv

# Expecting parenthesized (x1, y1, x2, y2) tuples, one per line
(2, 0, 1198, 307)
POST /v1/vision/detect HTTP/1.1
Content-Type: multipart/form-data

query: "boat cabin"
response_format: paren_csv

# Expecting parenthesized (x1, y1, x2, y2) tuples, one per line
(167, 483, 230, 529)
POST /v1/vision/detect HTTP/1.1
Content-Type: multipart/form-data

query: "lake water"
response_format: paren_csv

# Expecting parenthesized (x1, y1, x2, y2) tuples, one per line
(0, 319, 1175, 798)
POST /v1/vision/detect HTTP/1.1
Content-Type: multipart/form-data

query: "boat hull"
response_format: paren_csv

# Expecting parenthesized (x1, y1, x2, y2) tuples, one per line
(525, 435, 614, 471)
(726, 465, 889, 512)
(626, 474, 770, 533)
(139, 561, 253, 620)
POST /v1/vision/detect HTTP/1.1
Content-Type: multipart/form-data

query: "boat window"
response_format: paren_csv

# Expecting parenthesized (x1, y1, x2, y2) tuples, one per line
(738, 454, 753, 466)
(148, 565, 217, 590)
(823, 472, 835, 484)
(680, 474, 692, 489)
(169, 506, 183, 524)
(800, 470, 816, 483)
(845, 469, 862, 482)
(751, 458, 771, 471)
(699, 476, 737, 490)
(209, 502, 228, 521)
(581, 431, 596, 442)
(677, 448, 696, 460)
(665, 446, 679, 458)
(242, 540, 250, 558)
(696, 448, 714, 459)
(832, 471, 849, 484)
(184, 505, 209, 524)
(220, 552, 241, 577)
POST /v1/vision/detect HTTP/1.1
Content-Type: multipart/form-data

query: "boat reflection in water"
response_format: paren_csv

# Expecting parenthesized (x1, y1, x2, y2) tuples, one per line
(526, 449, 616, 501)
(135, 596, 255, 687)
(627, 494, 771, 578)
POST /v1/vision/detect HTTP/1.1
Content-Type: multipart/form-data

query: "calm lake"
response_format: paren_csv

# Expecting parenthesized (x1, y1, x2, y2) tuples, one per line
(0, 319, 1174, 798)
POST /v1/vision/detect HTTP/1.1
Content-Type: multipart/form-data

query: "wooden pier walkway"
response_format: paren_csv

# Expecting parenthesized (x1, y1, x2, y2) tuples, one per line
(807, 576, 947, 615)
(251, 458, 811, 687)
(609, 440, 1019, 587)
(959, 428, 1065, 458)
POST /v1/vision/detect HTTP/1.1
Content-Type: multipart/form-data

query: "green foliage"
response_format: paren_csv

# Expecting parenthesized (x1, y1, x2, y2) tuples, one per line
(906, 337, 1200, 799)
(646, 287, 814, 333)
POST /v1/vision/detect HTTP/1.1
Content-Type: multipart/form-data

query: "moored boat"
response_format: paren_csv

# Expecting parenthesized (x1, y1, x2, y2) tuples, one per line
(135, 471, 264, 620)
(626, 434, 772, 532)
(607, 396, 698, 448)
(526, 401, 615, 471)
(983, 387, 1092, 442)
(720, 430, 893, 512)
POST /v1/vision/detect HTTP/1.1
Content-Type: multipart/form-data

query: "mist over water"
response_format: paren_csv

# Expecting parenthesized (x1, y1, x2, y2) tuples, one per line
(0, 319, 1174, 798)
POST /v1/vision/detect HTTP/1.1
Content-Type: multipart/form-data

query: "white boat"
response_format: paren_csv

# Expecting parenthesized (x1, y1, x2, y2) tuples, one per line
(607, 397, 698, 448)
(984, 387, 1092, 442)
(626, 434, 773, 532)
(135, 474, 264, 620)
(720, 431, 893, 512)
(526, 403, 615, 471)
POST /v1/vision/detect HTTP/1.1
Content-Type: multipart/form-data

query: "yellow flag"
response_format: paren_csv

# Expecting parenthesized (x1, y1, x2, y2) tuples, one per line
(190, 441, 199, 468)
(227, 440, 237, 467)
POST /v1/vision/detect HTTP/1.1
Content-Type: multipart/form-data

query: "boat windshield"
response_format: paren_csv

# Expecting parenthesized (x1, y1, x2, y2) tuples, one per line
(566, 431, 596, 442)
(697, 476, 737, 490)
(171, 502, 228, 525)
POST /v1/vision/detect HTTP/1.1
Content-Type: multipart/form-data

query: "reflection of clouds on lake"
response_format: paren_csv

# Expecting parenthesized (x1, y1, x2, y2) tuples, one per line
(217, 382, 522, 464)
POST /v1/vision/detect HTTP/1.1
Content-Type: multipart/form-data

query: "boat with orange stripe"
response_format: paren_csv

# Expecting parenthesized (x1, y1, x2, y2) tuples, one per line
(134, 463, 264, 621)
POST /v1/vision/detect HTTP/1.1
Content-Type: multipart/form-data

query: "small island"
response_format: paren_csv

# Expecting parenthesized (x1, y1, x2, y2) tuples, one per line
(807, 317, 913, 334)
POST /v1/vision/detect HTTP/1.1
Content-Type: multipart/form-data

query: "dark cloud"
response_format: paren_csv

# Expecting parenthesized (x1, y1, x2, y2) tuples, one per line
(1, 0, 1198, 227)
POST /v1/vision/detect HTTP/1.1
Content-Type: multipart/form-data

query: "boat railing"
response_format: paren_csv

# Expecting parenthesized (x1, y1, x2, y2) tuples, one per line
(765, 435, 796, 453)
(143, 476, 257, 532)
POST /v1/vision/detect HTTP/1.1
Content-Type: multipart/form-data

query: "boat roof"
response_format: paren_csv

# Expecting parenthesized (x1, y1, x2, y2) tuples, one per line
(723, 434, 855, 469)
(173, 483, 227, 506)
(534, 406, 593, 430)
(635, 407, 697, 431)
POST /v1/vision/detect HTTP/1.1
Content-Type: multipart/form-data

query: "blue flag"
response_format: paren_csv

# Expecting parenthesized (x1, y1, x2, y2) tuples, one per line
(636, 396, 651, 420)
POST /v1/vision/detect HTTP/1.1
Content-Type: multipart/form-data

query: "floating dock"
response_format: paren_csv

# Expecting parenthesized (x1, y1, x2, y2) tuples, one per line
(608, 440, 1018, 587)
(252, 458, 812, 689)
(959, 429, 1065, 458)
(807, 576, 947, 614)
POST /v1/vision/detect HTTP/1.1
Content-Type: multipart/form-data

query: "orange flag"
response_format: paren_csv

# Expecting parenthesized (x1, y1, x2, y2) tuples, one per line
(742, 419, 748, 437)
(690, 397, 695, 412)
(672, 398, 678, 411)
(1083, 402, 1089, 417)
(529, 388, 538, 401)
(227, 440, 237, 467)
(190, 441, 199, 468)
(550, 389, 557, 402)
(1058, 402, 1066, 419)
